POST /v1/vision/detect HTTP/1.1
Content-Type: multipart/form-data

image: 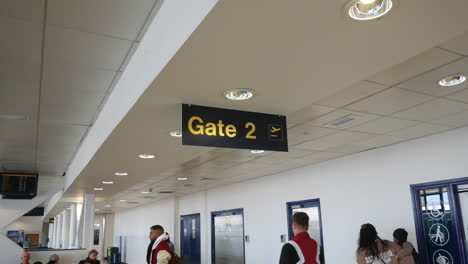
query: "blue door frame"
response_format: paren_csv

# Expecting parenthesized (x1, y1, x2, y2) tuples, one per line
(211, 208, 245, 264)
(180, 213, 201, 264)
(411, 177, 468, 264)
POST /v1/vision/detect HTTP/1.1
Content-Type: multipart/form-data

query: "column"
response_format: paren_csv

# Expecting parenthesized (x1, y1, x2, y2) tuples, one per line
(62, 209, 70, 249)
(48, 219, 54, 248)
(81, 193, 95, 249)
(56, 213, 63, 248)
(69, 203, 77, 248)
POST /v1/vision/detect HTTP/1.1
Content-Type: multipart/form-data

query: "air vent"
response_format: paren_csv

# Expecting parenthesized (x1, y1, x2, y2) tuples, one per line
(323, 114, 360, 127)
(200, 177, 216, 181)
(184, 184, 193, 187)
(159, 191, 174, 194)
(126, 201, 139, 204)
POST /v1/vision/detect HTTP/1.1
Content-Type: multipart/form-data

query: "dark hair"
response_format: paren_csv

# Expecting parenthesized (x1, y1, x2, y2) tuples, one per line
(292, 212, 309, 228)
(46, 261, 57, 264)
(358, 223, 387, 258)
(151, 225, 164, 232)
(393, 228, 408, 246)
(33, 262, 43, 264)
(88, 249, 99, 256)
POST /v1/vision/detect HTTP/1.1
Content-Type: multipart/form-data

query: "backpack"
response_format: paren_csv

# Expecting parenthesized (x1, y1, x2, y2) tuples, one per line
(411, 248, 419, 264)
(172, 252, 184, 264)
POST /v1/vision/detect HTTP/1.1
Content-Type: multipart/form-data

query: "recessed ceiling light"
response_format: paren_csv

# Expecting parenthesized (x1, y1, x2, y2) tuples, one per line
(0, 114, 30, 120)
(177, 177, 188, 181)
(224, 89, 255, 101)
(102, 181, 114, 185)
(114, 172, 128, 176)
(95, 209, 100, 211)
(439, 75, 467, 87)
(250, 150, 265, 154)
(93, 188, 104, 191)
(119, 199, 127, 202)
(169, 130, 182, 137)
(105, 204, 111, 208)
(141, 191, 151, 194)
(347, 0, 394, 21)
(138, 154, 156, 159)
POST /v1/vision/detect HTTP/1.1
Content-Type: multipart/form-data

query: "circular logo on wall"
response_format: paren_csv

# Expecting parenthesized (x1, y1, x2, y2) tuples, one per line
(429, 223, 450, 246)
(432, 249, 453, 264)
(428, 200, 446, 220)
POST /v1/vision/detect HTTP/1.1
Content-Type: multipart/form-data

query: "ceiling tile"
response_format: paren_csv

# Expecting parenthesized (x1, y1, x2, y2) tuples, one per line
(314, 81, 387, 108)
(44, 25, 133, 71)
(299, 151, 346, 163)
(0, 0, 45, 23)
(367, 48, 461, 86)
(324, 144, 370, 154)
(440, 31, 468, 56)
(397, 57, 468, 97)
(388, 123, 452, 139)
(288, 124, 339, 146)
(0, 146, 35, 162)
(47, 0, 156, 40)
(0, 120, 37, 146)
(0, 16, 43, 60)
(287, 104, 335, 126)
(40, 103, 99, 125)
(345, 88, 435, 115)
(349, 117, 420, 134)
(392, 98, 468, 122)
(305, 109, 380, 129)
(1, 161, 35, 172)
(445, 88, 468, 103)
(356, 135, 404, 148)
(294, 131, 375, 151)
(430, 109, 468, 128)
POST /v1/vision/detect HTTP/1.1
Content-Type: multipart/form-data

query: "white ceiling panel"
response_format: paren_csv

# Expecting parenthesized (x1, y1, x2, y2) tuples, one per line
(0, 146, 35, 161)
(349, 117, 420, 134)
(430, 109, 468, 128)
(37, 162, 68, 176)
(40, 103, 101, 125)
(287, 104, 335, 127)
(314, 81, 387, 108)
(0, 16, 43, 60)
(367, 48, 461, 86)
(0, 0, 45, 24)
(440, 31, 468, 56)
(397, 57, 468, 97)
(44, 26, 133, 71)
(392, 98, 468, 122)
(294, 131, 375, 151)
(288, 124, 339, 146)
(445, 88, 468, 103)
(345, 88, 435, 115)
(1, 161, 35, 172)
(388, 123, 452, 139)
(324, 144, 370, 154)
(305, 109, 380, 129)
(356, 135, 404, 148)
(0, 120, 37, 146)
(47, 0, 157, 40)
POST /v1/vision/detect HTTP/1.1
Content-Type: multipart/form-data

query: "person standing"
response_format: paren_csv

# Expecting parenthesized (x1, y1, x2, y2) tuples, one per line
(49, 254, 60, 264)
(356, 224, 399, 264)
(79, 249, 100, 264)
(148, 225, 174, 264)
(21, 252, 31, 264)
(279, 212, 320, 264)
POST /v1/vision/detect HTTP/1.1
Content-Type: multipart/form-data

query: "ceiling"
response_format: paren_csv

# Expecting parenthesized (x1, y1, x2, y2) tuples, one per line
(44, 0, 468, 213)
(0, 0, 159, 177)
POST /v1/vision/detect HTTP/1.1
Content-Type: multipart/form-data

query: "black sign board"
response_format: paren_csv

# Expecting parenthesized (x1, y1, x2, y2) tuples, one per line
(182, 104, 288, 152)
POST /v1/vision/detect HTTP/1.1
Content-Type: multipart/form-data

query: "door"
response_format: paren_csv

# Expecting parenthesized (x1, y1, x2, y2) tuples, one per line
(211, 208, 245, 264)
(180, 213, 201, 264)
(456, 184, 468, 260)
(411, 178, 468, 264)
(287, 199, 324, 263)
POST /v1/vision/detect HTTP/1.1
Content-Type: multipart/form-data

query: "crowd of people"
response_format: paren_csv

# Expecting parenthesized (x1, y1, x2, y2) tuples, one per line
(19, 213, 418, 264)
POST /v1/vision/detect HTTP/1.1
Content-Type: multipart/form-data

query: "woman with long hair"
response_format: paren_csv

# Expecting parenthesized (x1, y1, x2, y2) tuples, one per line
(357, 223, 399, 264)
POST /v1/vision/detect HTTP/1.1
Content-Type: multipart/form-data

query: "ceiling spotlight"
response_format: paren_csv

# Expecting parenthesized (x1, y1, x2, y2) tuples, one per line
(141, 188, 152, 194)
(93, 188, 103, 191)
(224, 89, 255, 101)
(105, 204, 111, 208)
(114, 172, 128, 176)
(439, 75, 467, 87)
(119, 199, 127, 202)
(95, 209, 100, 211)
(177, 177, 188, 181)
(347, 0, 394, 21)
(250, 150, 265, 154)
(169, 130, 182, 137)
(102, 181, 114, 185)
(139, 154, 156, 159)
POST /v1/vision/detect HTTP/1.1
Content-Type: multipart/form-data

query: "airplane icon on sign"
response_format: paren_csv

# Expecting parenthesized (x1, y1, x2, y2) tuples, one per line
(270, 127, 281, 133)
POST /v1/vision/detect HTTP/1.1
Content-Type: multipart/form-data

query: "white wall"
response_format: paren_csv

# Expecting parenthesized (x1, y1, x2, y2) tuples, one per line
(114, 126, 468, 264)
(114, 198, 176, 264)
(1, 216, 44, 244)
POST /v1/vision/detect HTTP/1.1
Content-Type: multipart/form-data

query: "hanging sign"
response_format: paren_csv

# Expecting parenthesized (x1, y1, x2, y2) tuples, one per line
(182, 104, 288, 152)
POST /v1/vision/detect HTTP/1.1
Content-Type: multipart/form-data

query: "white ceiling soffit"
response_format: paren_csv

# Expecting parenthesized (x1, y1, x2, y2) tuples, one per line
(54, 0, 468, 212)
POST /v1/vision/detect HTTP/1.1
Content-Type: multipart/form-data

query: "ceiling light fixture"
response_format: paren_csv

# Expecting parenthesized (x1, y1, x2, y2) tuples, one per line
(0, 114, 30, 120)
(438, 75, 467, 87)
(347, 0, 394, 21)
(141, 188, 152, 194)
(102, 181, 114, 185)
(169, 130, 182, 137)
(177, 177, 188, 181)
(105, 204, 111, 208)
(114, 172, 128, 176)
(138, 154, 156, 159)
(224, 89, 255, 101)
(119, 199, 127, 202)
(250, 150, 265, 154)
(93, 188, 103, 191)
(95, 209, 100, 211)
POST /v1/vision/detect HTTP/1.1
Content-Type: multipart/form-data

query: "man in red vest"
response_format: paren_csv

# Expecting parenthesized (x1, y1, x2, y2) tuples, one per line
(149, 225, 174, 264)
(279, 212, 320, 264)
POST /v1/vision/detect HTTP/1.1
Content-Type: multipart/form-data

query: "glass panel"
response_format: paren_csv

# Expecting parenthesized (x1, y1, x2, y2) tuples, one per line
(419, 187, 460, 263)
(457, 184, 468, 260)
(214, 214, 244, 264)
(292, 207, 321, 248)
